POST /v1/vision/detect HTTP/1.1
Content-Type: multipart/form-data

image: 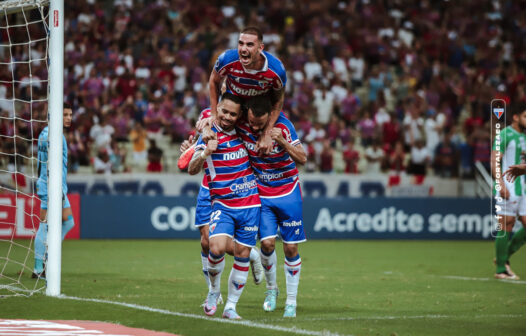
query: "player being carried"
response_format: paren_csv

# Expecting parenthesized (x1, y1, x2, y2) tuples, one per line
(188, 92, 261, 319)
(179, 108, 264, 307)
(208, 26, 286, 155)
(491, 102, 526, 280)
(33, 103, 76, 278)
(237, 95, 307, 317)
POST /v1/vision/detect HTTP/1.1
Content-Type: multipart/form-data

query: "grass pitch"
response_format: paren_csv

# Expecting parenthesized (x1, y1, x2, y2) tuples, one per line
(0, 240, 525, 336)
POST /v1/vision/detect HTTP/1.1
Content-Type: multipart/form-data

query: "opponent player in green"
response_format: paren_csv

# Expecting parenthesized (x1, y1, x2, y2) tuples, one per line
(492, 103, 526, 280)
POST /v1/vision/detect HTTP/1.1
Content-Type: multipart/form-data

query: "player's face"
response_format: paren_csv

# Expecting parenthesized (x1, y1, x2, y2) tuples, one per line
(247, 109, 269, 133)
(217, 100, 241, 131)
(63, 108, 72, 128)
(238, 33, 263, 68)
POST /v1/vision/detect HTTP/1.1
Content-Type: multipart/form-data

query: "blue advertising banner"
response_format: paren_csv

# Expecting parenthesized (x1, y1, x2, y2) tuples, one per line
(80, 196, 492, 240)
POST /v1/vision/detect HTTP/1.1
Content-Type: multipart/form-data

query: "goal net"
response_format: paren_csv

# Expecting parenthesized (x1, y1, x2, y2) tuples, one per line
(0, 0, 50, 296)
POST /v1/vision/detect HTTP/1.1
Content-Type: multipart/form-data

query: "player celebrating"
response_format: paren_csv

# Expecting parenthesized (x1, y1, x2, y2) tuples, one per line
(179, 109, 264, 305)
(188, 93, 261, 320)
(491, 104, 526, 280)
(209, 26, 286, 154)
(237, 95, 307, 317)
(33, 103, 75, 278)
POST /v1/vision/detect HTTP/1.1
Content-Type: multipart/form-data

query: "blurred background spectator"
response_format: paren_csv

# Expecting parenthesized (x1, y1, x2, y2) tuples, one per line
(0, 0, 522, 179)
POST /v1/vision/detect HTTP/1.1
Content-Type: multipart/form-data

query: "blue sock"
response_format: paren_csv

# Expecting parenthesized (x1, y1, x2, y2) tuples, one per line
(62, 215, 74, 240)
(34, 223, 48, 272)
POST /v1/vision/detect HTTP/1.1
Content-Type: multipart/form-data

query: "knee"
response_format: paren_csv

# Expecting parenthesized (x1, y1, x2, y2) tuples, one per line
(283, 243, 298, 258)
(200, 235, 210, 253)
(261, 239, 275, 253)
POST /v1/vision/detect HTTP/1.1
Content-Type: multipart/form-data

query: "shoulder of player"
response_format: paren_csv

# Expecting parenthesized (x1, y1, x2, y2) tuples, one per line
(216, 49, 239, 69)
(263, 51, 286, 77)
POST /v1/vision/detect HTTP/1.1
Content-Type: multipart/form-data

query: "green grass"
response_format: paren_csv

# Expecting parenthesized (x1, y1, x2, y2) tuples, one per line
(1, 240, 525, 336)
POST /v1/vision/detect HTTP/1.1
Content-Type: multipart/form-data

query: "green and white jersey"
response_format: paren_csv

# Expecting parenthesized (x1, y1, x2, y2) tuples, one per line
(493, 125, 526, 196)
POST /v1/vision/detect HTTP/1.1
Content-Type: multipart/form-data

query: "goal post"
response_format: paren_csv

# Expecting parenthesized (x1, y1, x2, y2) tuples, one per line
(0, 0, 63, 297)
(46, 0, 63, 297)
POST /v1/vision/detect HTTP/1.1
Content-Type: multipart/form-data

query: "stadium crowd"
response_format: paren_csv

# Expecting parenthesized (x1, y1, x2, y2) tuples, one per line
(0, 0, 524, 178)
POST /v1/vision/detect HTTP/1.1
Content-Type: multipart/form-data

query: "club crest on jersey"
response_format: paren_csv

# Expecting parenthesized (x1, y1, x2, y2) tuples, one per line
(288, 269, 299, 276)
(493, 107, 504, 119)
(232, 281, 245, 290)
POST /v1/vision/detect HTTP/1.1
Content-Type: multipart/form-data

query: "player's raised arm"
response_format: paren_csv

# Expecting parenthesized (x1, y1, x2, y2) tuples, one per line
(188, 138, 217, 175)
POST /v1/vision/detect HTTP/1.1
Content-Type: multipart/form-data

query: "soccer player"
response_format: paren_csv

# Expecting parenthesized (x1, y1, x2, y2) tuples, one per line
(236, 95, 307, 317)
(209, 26, 286, 155)
(491, 103, 526, 280)
(179, 109, 264, 304)
(188, 93, 261, 319)
(33, 103, 75, 278)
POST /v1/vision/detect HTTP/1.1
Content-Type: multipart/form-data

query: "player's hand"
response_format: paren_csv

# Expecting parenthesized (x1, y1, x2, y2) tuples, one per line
(256, 132, 273, 155)
(205, 140, 218, 156)
(202, 127, 216, 144)
(180, 135, 194, 153)
(503, 164, 526, 183)
(196, 116, 214, 133)
(270, 127, 285, 146)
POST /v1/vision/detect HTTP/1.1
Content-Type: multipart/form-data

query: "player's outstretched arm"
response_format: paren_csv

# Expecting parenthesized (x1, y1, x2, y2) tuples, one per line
(504, 164, 526, 183)
(270, 127, 307, 165)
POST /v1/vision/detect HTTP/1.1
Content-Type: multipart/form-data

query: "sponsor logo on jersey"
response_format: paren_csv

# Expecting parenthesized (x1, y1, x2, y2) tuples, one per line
(258, 172, 284, 181)
(229, 82, 269, 96)
(230, 177, 257, 193)
(223, 148, 247, 161)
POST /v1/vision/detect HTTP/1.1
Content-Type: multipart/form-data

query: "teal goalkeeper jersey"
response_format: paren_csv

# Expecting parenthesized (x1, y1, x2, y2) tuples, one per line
(493, 125, 526, 196)
(36, 126, 68, 196)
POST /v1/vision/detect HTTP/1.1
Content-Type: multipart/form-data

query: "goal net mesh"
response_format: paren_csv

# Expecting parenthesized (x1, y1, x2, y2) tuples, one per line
(0, 0, 50, 296)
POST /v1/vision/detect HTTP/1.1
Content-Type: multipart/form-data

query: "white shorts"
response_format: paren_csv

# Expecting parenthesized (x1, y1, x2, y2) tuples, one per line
(495, 192, 526, 216)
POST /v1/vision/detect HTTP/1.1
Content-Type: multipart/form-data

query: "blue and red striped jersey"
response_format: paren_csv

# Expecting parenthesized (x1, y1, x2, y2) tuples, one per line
(195, 122, 260, 209)
(236, 112, 301, 197)
(214, 49, 286, 98)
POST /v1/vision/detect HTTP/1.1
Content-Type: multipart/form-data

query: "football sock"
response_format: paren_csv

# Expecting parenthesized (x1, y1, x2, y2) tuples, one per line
(284, 254, 302, 306)
(201, 251, 211, 289)
(34, 222, 47, 273)
(260, 248, 277, 289)
(507, 227, 526, 258)
(249, 247, 260, 263)
(495, 231, 511, 273)
(225, 256, 249, 311)
(207, 252, 225, 293)
(61, 215, 74, 240)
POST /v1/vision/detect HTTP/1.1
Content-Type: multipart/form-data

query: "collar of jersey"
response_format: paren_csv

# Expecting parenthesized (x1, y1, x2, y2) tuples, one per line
(241, 51, 268, 74)
(213, 121, 236, 135)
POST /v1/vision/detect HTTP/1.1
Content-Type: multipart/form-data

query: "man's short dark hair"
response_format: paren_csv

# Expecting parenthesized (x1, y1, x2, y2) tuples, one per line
(63, 102, 72, 110)
(245, 95, 272, 118)
(220, 92, 243, 106)
(241, 26, 263, 43)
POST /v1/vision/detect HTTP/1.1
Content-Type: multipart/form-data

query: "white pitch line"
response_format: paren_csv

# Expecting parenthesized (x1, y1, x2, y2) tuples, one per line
(303, 314, 523, 321)
(60, 295, 347, 336)
(440, 275, 526, 284)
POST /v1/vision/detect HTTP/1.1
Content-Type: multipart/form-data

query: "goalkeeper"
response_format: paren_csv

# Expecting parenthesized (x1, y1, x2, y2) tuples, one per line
(32, 103, 75, 278)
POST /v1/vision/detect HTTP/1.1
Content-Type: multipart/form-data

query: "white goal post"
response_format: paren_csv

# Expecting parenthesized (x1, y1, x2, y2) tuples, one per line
(0, 0, 63, 297)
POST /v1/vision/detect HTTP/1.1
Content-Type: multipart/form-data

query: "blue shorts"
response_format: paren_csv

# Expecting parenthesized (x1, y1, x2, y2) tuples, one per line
(260, 184, 306, 244)
(209, 203, 260, 247)
(39, 193, 70, 210)
(195, 186, 211, 227)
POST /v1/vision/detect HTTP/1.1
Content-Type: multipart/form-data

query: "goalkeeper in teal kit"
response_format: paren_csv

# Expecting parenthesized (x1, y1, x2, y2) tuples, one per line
(33, 103, 75, 278)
